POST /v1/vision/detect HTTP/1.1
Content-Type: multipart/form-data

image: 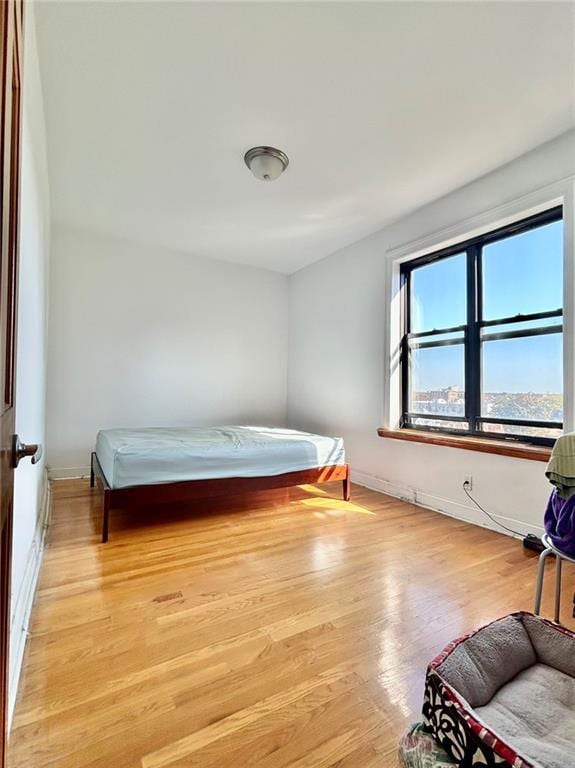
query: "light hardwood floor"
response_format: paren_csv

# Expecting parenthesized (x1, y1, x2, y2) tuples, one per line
(8, 479, 573, 768)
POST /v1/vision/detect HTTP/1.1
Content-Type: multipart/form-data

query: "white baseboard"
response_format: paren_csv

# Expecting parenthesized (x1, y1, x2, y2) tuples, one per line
(352, 469, 543, 539)
(8, 471, 51, 725)
(47, 466, 90, 480)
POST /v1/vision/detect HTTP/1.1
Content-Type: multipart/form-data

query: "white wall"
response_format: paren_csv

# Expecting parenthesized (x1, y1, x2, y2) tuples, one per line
(288, 130, 575, 537)
(10, 2, 51, 717)
(47, 226, 289, 473)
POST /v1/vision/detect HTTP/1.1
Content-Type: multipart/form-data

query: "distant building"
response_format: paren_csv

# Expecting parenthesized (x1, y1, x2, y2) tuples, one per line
(413, 386, 464, 416)
(414, 385, 462, 403)
(412, 387, 562, 437)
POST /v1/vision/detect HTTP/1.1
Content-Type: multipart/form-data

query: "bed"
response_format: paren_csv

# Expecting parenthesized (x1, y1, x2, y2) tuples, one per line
(423, 612, 575, 768)
(90, 425, 350, 542)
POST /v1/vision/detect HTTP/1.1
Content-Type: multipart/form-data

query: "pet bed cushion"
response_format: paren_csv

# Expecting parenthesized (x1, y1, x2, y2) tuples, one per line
(475, 664, 575, 768)
(423, 612, 575, 768)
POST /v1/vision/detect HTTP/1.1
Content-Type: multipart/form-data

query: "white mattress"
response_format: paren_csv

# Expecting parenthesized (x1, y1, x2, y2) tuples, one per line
(95, 425, 346, 489)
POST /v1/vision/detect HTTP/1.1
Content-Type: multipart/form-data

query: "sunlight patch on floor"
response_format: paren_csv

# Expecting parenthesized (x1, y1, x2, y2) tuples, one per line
(297, 497, 376, 516)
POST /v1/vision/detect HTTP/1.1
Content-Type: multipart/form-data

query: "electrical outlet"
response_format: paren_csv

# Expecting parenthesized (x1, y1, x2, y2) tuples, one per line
(463, 475, 473, 491)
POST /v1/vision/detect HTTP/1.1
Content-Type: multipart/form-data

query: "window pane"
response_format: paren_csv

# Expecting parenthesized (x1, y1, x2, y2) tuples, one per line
(480, 423, 561, 440)
(411, 417, 469, 431)
(411, 253, 466, 333)
(482, 219, 563, 321)
(481, 315, 562, 339)
(410, 330, 465, 345)
(481, 334, 563, 422)
(410, 344, 465, 416)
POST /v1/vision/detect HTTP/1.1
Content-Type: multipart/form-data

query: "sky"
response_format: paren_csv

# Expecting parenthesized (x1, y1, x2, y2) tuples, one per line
(410, 219, 563, 394)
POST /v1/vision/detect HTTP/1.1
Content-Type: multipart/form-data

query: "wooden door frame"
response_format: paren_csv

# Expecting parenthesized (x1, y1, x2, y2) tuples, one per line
(0, 1, 24, 764)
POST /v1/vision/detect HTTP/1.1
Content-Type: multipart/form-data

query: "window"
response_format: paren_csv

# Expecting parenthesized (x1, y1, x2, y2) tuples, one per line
(400, 207, 563, 445)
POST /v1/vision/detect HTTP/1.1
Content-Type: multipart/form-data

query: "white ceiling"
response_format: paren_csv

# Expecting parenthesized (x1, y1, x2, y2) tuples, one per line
(35, 1, 575, 274)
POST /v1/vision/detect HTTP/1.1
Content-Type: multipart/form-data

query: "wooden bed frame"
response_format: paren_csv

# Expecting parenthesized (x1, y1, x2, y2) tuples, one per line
(90, 452, 351, 543)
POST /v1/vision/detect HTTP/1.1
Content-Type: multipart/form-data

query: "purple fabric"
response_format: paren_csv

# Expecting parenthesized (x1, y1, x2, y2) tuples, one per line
(544, 490, 575, 557)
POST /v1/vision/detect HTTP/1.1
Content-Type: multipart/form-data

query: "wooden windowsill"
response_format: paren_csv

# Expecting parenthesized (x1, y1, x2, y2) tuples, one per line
(377, 427, 552, 462)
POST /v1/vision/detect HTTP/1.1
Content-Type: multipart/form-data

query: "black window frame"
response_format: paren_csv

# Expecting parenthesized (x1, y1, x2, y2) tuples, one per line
(400, 206, 563, 446)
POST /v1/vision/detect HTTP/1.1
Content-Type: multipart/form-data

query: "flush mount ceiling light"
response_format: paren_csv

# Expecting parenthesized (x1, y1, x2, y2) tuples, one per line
(244, 146, 289, 181)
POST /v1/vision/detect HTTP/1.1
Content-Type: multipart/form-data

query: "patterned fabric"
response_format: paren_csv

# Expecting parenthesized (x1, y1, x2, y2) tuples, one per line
(422, 612, 575, 768)
(423, 674, 515, 767)
(398, 722, 456, 767)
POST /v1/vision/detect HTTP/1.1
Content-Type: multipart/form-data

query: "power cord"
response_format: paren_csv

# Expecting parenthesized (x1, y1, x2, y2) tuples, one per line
(463, 481, 526, 539)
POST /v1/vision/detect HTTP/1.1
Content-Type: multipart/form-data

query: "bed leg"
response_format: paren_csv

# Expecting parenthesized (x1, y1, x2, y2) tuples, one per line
(90, 452, 95, 488)
(102, 490, 111, 543)
(343, 465, 351, 502)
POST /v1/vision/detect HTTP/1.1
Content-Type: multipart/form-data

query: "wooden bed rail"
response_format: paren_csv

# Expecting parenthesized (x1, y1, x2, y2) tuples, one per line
(90, 452, 351, 543)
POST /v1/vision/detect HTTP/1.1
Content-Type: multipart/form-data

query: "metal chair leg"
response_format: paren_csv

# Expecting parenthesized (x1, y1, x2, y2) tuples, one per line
(555, 556, 563, 622)
(534, 547, 553, 615)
